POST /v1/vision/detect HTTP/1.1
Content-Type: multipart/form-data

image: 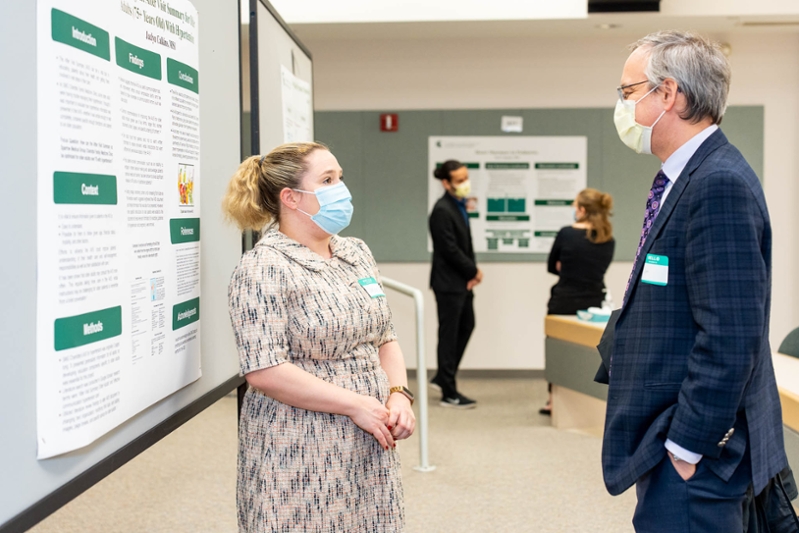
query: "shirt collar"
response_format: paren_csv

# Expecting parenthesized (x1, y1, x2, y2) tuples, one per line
(444, 191, 465, 205)
(661, 124, 718, 182)
(257, 229, 361, 271)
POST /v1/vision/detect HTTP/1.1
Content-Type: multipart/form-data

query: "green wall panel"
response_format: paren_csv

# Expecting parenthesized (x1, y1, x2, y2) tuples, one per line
(311, 106, 763, 263)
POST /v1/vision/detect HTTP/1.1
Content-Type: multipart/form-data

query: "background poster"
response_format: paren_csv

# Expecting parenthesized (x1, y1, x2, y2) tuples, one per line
(428, 136, 587, 253)
(36, 0, 201, 458)
(281, 64, 313, 143)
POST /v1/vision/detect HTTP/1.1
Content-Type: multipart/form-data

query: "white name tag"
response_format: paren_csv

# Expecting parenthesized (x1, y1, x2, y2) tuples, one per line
(641, 254, 668, 286)
(358, 277, 386, 298)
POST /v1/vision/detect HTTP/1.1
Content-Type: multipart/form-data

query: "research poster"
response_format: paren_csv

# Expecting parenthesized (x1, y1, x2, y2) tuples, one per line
(281, 65, 313, 143)
(428, 136, 587, 253)
(36, 0, 201, 458)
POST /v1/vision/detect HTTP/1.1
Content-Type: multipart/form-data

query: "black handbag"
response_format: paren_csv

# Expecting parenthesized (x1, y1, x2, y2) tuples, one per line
(743, 466, 799, 533)
(593, 309, 620, 384)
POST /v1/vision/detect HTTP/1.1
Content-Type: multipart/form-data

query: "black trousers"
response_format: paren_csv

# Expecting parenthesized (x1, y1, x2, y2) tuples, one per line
(433, 290, 475, 398)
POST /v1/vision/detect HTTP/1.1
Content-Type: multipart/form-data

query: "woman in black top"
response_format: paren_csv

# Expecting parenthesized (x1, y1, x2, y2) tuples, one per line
(540, 188, 614, 415)
(547, 188, 615, 314)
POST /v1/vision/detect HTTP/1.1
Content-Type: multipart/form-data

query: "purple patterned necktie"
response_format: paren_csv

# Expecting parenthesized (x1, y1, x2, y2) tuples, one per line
(623, 170, 670, 304)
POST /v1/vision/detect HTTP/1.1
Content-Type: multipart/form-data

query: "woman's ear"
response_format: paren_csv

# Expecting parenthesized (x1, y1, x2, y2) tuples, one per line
(280, 187, 299, 210)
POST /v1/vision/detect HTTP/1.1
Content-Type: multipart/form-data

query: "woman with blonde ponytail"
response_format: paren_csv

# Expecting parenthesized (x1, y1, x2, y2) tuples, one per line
(539, 188, 615, 415)
(224, 143, 414, 532)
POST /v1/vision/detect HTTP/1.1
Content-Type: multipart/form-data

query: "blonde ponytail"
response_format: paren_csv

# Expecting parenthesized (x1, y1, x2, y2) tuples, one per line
(221, 142, 328, 231)
(576, 188, 614, 244)
(222, 155, 271, 231)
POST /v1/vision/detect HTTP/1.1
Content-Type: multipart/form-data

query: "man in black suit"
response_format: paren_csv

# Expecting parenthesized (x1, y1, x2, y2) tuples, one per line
(429, 160, 482, 408)
(599, 31, 789, 532)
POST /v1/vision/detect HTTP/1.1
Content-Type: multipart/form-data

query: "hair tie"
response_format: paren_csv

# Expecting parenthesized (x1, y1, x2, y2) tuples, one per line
(259, 154, 266, 164)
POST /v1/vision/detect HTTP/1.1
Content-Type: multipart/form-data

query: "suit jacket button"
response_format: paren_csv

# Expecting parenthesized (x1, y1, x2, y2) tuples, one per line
(727, 428, 735, 437)
(718, 441, 726, 447)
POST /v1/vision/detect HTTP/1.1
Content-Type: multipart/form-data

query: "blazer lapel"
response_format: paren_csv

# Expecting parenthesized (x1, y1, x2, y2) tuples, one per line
(620, 130, 728, 316)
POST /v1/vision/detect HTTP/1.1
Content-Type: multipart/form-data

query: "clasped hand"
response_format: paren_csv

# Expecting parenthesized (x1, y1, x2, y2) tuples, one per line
(349, 394, 415, 451)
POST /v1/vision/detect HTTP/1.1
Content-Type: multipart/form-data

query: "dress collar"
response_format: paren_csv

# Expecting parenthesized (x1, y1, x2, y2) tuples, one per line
(256, 229, 360, 272)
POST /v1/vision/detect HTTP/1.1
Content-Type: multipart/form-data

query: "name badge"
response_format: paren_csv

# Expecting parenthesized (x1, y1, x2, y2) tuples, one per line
(358, 277, 386, 298)
(641, 254, 668, 286)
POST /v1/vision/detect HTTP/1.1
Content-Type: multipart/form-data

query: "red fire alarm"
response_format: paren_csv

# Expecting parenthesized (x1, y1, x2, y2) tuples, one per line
(380, 113, 399, 132)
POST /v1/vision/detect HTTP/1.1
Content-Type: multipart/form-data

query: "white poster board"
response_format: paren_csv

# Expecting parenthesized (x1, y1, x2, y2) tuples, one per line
(428, 136, 587, 253)
(36, 0, 202, 458)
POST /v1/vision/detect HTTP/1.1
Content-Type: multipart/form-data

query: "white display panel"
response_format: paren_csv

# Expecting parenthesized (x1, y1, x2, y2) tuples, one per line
(255, 0, 313, 152)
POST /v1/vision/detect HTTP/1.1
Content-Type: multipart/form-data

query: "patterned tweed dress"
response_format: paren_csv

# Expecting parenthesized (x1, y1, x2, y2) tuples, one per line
(228, 230, 404, 533)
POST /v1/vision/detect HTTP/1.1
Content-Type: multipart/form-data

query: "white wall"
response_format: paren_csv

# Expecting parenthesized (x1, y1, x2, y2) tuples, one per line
(303, 30, 799, 370)
(268, 0, 585, 24)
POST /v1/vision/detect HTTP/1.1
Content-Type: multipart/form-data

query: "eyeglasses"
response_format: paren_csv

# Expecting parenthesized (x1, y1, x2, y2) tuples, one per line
(616, 80, 650, 102)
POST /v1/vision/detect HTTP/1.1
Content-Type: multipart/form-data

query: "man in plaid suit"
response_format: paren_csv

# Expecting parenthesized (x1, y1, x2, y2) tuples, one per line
(600, 31, 788, 531)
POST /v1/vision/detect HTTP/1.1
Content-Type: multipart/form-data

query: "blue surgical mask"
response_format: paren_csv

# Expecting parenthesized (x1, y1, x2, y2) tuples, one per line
(293, 182, 354, 235)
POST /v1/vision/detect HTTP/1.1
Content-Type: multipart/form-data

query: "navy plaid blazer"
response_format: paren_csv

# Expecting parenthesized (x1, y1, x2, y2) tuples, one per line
(600, 129, 787, 496)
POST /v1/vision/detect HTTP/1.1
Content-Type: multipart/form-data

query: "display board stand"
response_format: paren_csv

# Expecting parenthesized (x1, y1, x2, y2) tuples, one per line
(0, 0, 246, 530)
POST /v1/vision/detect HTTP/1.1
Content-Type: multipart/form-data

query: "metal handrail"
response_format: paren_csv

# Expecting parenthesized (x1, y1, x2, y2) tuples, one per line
(381, 277, 435, 473)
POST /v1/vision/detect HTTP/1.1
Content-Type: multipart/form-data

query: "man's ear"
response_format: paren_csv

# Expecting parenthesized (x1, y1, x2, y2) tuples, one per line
(279, 187, 299, 210)
(660, 78, 680, 113)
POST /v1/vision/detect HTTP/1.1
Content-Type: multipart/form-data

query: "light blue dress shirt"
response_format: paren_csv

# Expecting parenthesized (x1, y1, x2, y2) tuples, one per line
(659, 125, 718, 205)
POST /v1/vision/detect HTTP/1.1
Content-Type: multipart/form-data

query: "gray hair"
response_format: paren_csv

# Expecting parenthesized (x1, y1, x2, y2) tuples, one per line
(631, 31, 731, 125)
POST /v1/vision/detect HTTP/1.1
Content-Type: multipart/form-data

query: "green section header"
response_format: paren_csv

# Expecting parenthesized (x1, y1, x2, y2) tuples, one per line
(115, 37, 162, 80)
(51, 9, 110, 61)
(485, 163, 530, 170)
(534, 199, 572, 206)
(53, 172, 117, 205)
(486, 215, 530, 222)
(534, 163, 579, 169)
(435, 162, 480, 169)
(54, 306, 122, 351)
(167, 58, 199, 94)
(173, 298, 200, 330)
(170, 218, 201, 244)
(534, 231, 559, 237)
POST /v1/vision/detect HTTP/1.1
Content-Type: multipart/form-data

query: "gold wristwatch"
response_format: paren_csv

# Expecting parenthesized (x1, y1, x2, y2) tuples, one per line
(389, 386, 414, 406)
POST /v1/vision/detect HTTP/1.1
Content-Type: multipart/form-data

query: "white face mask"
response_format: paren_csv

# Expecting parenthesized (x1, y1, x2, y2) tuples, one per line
(613, 85, 665, 155)
(452, 180, 471, 199)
